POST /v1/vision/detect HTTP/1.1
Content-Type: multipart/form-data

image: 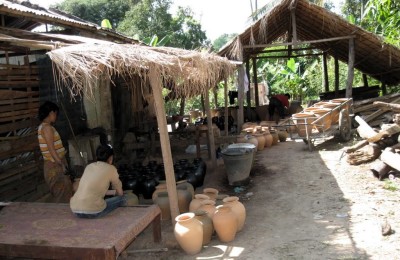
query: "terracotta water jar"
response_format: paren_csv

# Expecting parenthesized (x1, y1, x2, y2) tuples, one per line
(212, 205, 238, 242)
(263, 131, 273, 147)
(304, 107, 332, 132)
(215, 194, 229, 206)
(202, 187, 219, 201)
(177, 180, 195, 199)
(124, 191, 139, 206)
(177, 185, 192, 213)
(174, 212, 203, 255)
(199, 199, 216, 219)
(193, 210, 214, 245)
(223, 196, 246, 232)
(292, 112, 316, 137)
(253, 133, 265, 151)
(236, 134, 247, 143)
(270, 129, 279, 145)
(278, 130, 288, 142)
(154, 191, 171, 220)
(152, 183, 167, 201)
(189, 194, 210, 212)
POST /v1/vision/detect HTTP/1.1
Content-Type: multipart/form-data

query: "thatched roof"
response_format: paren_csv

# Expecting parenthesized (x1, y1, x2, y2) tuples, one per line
(218, 0, 400, 85)
(47, 43, 236, 99)
(0, 0, 139, 44)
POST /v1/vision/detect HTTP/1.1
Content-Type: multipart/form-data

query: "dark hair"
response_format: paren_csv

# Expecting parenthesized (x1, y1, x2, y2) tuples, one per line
(285, 93, 291, 99)
(38, 101, 59, 121)
(96, 144, 114, 162)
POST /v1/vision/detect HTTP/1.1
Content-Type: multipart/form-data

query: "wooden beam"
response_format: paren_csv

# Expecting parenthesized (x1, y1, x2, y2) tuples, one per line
(205, 90, 217, 168)
(322, 52, 329, 92)
(290, 8, 298, 47)
(148, 71, 179, 223)
(253, 52, 323, 59)
(243, 35, 356, 49)
(362, 74, 369, 87)
(237, 65, 245, 132)
(249, 46, 317, 55)
(224, 78, 229, 136)
(252, 57, 259, 107)
(334, 50, 339, 98)
(346, 38, 355, 98)
(245, 59, 251, 120)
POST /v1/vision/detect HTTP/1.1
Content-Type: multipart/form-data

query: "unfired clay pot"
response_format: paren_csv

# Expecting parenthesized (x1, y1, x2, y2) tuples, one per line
(174, 212, 203, 255)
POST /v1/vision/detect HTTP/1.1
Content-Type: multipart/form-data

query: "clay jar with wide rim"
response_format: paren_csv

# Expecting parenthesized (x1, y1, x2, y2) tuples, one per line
(202, 187, 219, 201)
(212, 205, 238, 242)
(174, 212, 203, 255)
(189, 194, 210, 212)
(246, 135, 259, 148)
(199, 199, 217, 219)
(269, 129, 279, 145)
(223, 196, 246, 232)
(292, 112, 316, 137)
(262, 130, 273, 147)
(153, 191, 171, 220)
(152, 183, 167, 201)
(177, 185, 192, 213)
(177, 180, 195, 199)
(193, 210, 214, 245)
(304, 107, 332, 132)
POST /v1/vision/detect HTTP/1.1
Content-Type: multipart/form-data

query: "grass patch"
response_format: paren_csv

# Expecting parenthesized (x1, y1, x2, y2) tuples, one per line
(383, 180, 399, 192)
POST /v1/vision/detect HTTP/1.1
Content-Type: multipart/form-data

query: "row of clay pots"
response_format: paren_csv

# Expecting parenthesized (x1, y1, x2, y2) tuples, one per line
(174, 188, 246, 255)
(237, 129, 287, 151)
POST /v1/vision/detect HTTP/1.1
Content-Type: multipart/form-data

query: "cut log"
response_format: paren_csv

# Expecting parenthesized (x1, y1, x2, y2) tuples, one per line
(347, 143, 381, 165)
(380, 148, 400, 172)
(369, 160, 392, 180)
(373, 101, 400, 112)
(367, 124, 400, 143)
(343, 140, 368, 153)
(355, 115, 378, 139)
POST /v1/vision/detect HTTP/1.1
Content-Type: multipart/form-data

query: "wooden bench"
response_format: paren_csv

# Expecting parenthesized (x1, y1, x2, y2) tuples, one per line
(0, 202, 161, 259)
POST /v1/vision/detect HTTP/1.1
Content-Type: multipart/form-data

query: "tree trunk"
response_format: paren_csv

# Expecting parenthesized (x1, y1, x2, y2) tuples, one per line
(369, 160, 392, 180)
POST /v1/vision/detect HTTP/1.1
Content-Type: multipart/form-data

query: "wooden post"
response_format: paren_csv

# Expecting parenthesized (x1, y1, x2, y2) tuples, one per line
(237, 65, 245, 132)
(213, 86, 218, 109)
(346, 38, 355, 98)
(179, 97, 185, 116)
(362, 74, 369, 87)
(200, 94, 205, 116)
(205, 89, 217, 168)
(252, 57, 259, 107)
(148, 71, 179, 223)
(224, 78, 229, 136)
(245, 59, 251, 121)
(291, 8, 298, 47)
(334, 50, 339, 98)
(322, 52, 329, 92)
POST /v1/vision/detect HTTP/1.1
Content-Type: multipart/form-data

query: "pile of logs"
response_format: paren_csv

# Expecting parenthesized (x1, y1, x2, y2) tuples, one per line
(344, 94, 400, 180)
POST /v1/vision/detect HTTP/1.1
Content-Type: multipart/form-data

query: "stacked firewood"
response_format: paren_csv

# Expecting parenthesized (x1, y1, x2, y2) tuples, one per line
(344, 94, 400, 180)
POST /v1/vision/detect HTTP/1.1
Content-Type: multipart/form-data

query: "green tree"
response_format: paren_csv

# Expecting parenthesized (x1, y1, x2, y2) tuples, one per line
(212, 33, 237, 52)
(56, 0, 131, 28)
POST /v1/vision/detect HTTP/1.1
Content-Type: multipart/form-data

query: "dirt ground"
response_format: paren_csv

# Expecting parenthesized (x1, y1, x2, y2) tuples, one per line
(124, 135, 400, 260)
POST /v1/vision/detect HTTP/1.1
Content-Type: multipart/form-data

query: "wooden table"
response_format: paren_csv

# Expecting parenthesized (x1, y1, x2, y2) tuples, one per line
(0, 202, 161, 259)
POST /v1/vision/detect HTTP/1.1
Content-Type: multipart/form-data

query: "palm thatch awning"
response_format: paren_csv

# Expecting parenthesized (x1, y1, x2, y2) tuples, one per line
(218, 0, 400, 85)
(47, 43, 236, 99)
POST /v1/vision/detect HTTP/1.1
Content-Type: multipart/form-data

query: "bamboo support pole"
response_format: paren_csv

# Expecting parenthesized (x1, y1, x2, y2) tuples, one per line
(237, 65, 245, 132)
(205, 90, 217, 168)
(346, 38, 355, 98)
(224, 78, 229, 136)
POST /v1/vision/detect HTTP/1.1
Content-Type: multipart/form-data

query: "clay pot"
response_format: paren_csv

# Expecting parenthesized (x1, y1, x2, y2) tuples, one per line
(270, 130, 279, 145)
(189, 194, 210, 212)
(292, 112, 316, 137)
(278, 130, 288, 142)
(263, 132, 273, 147)
(223, 196, 246, 232)
(246, 135, 259, 148)
(314, 102, 339, 123)
(124, 191, 139, 206)
(152, 183, 167, 201)
(199, 199, 216, 219)
(253, 133, 265, 151)
(212, 205, 238, 242)
(174, 212, 203, 255)
(202, 188, 219, 201)
(154, 191, 171, 220)
(236, 134, 247, 143)
(215, 194, 229, 206)
(177, 180, 195, 199)
(177, 185, 192, 213)
(304, 107, 332, 132)
(193, 210, 214, 245)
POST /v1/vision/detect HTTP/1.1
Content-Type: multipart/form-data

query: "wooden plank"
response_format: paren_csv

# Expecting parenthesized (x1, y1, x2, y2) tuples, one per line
(2, 76, 39, 81)
(0, 118, 38, 134)
(0, 68, 39, 75)
(0, 174, 39, 201)
(0, 81, 39, 86)
(0, 134, 38, 160)
(0, 163, 38, 188)
(0, 102, 39, 113)
(0, 97, 39, 105)
(0, 64, 39, 69)
(0, 90, 39, 100)
(0, 108, 37, 119)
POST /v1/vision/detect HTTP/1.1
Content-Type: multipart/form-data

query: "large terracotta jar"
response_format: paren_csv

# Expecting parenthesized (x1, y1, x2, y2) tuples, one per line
(278, 130, 288, 142)
(177, 180, 195, 199)
(202, 187, 219, 201)
(292, 112, 316, 137)
(223, 196, 246, 232)
(174, 212, 203, 255)
(212, 205, 238, 242)
(189, 194, 210, 212)
(152, 183, 167, 201)
(263, 131, 273, 147)
(270, 129, 279, 145)
(153, 191, 171, 220)
(193, 210, 214, 245)
(177, 185, 192, 213)
(246, 135, 259, 148)
(304, 107, 332, 132)
(199, 199, 217, 219)
(124, 191, 139, 206)
(253, 133, 265, 151)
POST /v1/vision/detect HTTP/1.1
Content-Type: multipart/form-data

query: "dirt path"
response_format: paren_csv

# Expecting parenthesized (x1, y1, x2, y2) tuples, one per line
(126, 138, 400, 259)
